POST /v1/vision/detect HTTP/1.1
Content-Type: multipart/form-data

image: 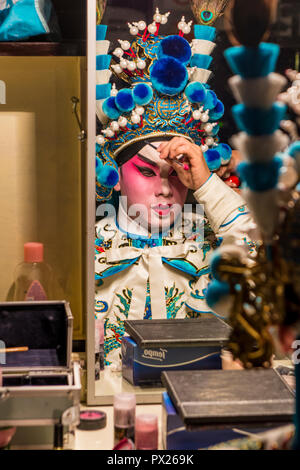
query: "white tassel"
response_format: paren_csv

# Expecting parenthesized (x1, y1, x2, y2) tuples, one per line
(96, 99, 109, 125)
(189, 68, 212, 84)
(191, 39, 216, 56)
(96, 40, 110, 55)
(243, 188, 279, 243)
(96, 70, 112, 85)
(230, 130, 290, 162)
(228, 73, 287, 109)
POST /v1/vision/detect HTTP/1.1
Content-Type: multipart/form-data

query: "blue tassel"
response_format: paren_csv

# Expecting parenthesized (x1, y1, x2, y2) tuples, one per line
(214, 143, 232, 165)
(232, 103, 287, 136)
(209, 100, 224, 120)
(204, 149, 221, 171)
(206, 280, 230, 308)
(96, 25, 107, 41)
(204, 90, 218, 110)
(157, 35, 192, 65)
(224, 43, 280, 79)
(184, 82, 207, 103)
(150, 57, 188, 96)
(190, 53, 213, 70)
(115, 89, 135, 112)
(96, 83, 111, 101)
(96, 54, 111, 71)
(237, 157, 282, 191)
(133, 83, 153, 106)
(288, 141, 300, 158)
(194, 25, 216, 41)
(102, 96, 121, 120)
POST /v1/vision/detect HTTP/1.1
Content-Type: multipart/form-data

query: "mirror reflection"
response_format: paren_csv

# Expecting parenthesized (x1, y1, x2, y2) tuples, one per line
(93, 0, 254, 402)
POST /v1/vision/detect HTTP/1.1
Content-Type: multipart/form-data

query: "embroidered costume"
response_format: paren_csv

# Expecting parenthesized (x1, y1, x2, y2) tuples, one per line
(95, 9, 256, 368)
(95, 174, 254, 367)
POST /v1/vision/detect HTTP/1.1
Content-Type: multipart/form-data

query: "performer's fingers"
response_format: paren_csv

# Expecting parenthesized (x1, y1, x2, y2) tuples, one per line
(159, 137, 188, 159)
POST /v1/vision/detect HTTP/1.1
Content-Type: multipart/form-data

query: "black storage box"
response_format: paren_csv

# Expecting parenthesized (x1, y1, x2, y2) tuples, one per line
(122, 316, 231, 386)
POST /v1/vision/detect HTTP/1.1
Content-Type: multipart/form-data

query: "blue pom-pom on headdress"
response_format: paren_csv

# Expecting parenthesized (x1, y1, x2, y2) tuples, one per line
(115, 89, 135, 112)
(194, 25, 216, 41)
(133, 83, 153, 106)
(96, 156, 119, 188)
(203, 90, 218, 110)
(102, 96, 121, 120)
(215, 143, 232, 165)
(157, 35, 192, 66)
(209, 100, 224, 121)
(190, 53, 213, 70)
(96, 83, 111, 101)
(224, 43, 280, 79)
(150, 57, 188, 96)
(206, 280, 230, 308)
(96, 54, 111, 71)
(204, 149, 221, 171)
(185, 82, 207, 103)
(232, 102, 287, 136)
(237, 156, 282, 191)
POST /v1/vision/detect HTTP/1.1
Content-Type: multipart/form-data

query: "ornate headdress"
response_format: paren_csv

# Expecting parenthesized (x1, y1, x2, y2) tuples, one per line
(95, 7, 232, 201)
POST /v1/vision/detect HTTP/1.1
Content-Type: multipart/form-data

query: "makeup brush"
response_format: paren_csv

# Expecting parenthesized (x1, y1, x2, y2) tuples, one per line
(0, 347, 29, 353)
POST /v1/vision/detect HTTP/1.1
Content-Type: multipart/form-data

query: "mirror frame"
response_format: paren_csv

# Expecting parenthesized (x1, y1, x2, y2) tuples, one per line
(85, 1, 164, 405)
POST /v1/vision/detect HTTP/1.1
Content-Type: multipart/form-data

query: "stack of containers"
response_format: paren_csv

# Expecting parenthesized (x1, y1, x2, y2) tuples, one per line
(224, 42, 289, 243)
(95, 24, 119, 202)
(206, 39, 300, 451)
(96, 25, 112, 123)
(189, 24, 232, 168)
(190, 24, 216, 85)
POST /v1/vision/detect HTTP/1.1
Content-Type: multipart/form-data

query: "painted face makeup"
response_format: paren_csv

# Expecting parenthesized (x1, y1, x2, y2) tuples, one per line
(116, 141, 188, 233)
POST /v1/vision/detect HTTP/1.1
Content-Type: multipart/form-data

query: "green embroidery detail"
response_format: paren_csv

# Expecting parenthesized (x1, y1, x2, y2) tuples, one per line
(201, 242, 211, 262)
(115, 288, 132, 317)
(104, 288, 132, 365)
(165, 283, 184, 319)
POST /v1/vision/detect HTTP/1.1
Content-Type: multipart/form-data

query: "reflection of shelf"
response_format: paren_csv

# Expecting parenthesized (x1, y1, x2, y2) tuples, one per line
(94, 367, 164, 406)
(0, 41, 86, 56)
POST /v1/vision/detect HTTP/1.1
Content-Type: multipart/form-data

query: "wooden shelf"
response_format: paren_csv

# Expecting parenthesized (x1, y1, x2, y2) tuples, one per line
(0, 41, 86, 57)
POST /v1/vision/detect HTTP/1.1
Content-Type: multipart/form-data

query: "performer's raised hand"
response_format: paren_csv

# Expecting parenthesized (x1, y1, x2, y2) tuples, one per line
(158, 137, 211, 191)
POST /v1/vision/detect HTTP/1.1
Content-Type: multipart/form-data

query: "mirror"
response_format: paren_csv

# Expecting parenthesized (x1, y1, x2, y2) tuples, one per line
(90, 0, 247, 405)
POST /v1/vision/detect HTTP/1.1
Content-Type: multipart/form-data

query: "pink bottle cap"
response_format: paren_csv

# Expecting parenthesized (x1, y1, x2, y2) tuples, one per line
(114, 393, 136, 427)
(135, 414, 158, 450)
(24, 242, 44, 263)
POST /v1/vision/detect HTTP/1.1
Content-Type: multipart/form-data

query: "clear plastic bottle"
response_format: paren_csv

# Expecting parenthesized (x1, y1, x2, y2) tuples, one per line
(12, 242, 54, 301)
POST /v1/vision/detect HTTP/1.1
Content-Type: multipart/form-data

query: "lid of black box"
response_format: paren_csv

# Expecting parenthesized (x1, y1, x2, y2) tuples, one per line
(0, 301, 72, 370)
(124, 317, 231, 348)
(161, 369, 295, 426)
